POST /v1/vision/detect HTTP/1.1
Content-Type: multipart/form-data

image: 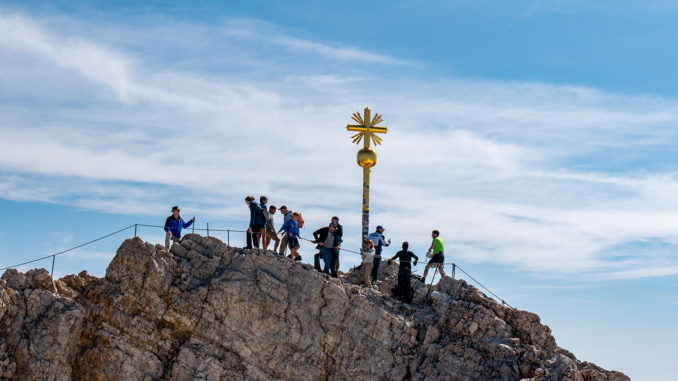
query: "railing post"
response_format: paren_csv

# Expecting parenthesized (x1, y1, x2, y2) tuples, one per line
(192, 223, 195, 234)
(452, 263, 456, 279)
(207, 223, 210, 237)
(134, 224, 137, 237)
(50, 255, 59, 296)
(227, 230, 230, 246)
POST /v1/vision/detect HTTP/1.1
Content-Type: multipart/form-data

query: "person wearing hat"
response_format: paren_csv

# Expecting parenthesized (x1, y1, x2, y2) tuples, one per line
(368, 225, 391, 282)
(312, 222, 342, 275)
(164, 206, 195, 249)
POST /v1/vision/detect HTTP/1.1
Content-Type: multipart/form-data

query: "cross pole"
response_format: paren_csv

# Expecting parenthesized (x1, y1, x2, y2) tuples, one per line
(346, 107, 388, 247)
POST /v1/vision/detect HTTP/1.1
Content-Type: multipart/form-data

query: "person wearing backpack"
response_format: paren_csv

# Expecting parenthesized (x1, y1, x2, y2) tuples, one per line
(164, 205, 195, 249)
(282, 212, 302, 261)
(312, 222, 342, 275)
(259, 196, 272, 251)
(391, 242, 418, 303)
(245, 196, 266, 249)
(264, 205, 280, 252)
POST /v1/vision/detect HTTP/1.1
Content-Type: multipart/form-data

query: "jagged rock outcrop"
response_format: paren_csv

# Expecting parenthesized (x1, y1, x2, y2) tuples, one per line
(0, 235, 628, 380)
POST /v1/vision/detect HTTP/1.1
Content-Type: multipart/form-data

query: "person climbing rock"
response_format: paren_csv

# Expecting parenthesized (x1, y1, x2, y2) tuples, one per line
(277, 205, 293, 256)
(282, 212, 302, 261)
(164, 206, 195, 249)
(360, 240, 376, 288)
(245, 196, 266, 249)
(422, 230, 446, 282)
(368, 225, 391, 282)
(312, 222, 342, 275)
(391, 242, 418, 303)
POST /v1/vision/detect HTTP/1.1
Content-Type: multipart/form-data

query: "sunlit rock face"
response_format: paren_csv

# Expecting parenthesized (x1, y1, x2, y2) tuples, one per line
(0, 235, 628, 381)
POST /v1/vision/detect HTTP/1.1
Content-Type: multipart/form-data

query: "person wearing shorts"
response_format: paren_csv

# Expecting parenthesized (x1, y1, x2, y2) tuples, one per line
(282, 212, 302, 260)
(264, 205, 280, 252)
(422, 229, 446, 282)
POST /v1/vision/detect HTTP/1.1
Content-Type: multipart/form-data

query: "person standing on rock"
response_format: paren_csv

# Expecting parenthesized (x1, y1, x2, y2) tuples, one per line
(164, 206, 195, 249)
(264, 205, 281, 252)
(391, 242, 418, 303)
(368, 225, 391, 283)
(277, 205, 293, 256)
(259, 196, 272, 250)
(312, 223, 342, 275)
(282, 212, 302, 261)
(360, 240, 376, 288)
(422, 230, 446, 282)
(245, 196, 266, 249)
(330, 216, 343, 277)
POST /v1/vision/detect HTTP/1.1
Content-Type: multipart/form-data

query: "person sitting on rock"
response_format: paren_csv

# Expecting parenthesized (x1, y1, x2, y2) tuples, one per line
(360, 240, 376, 288)
(391, 242, 418, 303)
(422, 230, 446, 282)
(164, 206, 195, 249)
(368, 225, 391, 283)
(245, 196, 266, 249)
(277, 205, 293, 256)
(312, 222, 342, 275)
(282, 212, 302, 261)
(264, 205, 280, 252)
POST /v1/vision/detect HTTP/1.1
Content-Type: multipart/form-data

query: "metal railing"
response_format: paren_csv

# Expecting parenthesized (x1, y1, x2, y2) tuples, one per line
(0, 223, 512, 308)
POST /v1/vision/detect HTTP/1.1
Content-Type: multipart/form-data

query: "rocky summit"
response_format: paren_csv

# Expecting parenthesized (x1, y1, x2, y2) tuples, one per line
(0, 235, 628, 380)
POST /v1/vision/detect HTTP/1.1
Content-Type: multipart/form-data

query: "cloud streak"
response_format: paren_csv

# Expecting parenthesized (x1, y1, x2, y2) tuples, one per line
(2, 11, 678, 280)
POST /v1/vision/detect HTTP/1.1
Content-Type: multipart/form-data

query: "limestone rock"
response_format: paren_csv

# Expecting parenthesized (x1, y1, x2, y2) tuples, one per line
(0, 235, 629, 380)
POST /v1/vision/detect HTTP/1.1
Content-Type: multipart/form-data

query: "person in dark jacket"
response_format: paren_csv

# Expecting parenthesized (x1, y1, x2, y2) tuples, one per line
(312, 223, 342, 275)
(245, 196, 266, 249)
(164, 206, 195, 249)
(330, 216, 343, 276)
(391, 242, 418, 303)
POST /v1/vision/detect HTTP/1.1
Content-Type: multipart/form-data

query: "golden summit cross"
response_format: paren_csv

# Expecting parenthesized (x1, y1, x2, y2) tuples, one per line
(345, 107, 388, 247)
(346, 108, 388, 149)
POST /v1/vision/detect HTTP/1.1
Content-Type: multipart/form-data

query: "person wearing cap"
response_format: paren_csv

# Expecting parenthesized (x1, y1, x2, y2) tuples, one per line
(391, 242, 418, 303)
(277, 206, 293, 255)
(312, 222, 342, 275)
(368, 225, 391, 282)
(422, 229, 446, 282)
(164, 206, 195, 249)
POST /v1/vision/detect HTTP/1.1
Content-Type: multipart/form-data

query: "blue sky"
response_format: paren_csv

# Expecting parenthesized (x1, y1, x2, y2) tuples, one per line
(1, 1, 678, 379)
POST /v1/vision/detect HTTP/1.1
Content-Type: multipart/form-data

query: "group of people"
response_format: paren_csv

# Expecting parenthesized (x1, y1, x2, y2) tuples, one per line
(360, 229, 446, 303)
(162, 200, 449, 304)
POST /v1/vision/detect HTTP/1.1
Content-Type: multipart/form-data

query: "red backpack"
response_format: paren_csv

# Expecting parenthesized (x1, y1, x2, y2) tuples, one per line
(297, 214, 304, 229)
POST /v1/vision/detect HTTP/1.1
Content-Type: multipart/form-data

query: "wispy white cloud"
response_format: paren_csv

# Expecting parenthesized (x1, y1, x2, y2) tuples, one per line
(2, 11, 678, 280)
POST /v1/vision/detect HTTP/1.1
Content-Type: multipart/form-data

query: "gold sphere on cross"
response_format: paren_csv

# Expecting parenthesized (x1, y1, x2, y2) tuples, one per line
(357, 148, 377, 168)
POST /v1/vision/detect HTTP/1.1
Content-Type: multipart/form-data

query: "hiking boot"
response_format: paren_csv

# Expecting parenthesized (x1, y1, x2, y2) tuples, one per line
(294, 256, 302, 262)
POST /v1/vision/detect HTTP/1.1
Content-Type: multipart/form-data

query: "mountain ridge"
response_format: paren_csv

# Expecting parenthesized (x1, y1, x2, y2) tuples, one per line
(0, 234, 629, 380)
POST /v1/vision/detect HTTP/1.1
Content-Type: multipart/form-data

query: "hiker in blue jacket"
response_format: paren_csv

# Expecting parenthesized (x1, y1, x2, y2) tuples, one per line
(245, 196, 267, 249)
(368, 225, 391, 282)
(282, 212, 302, 260)
(164, 205, 195, 249)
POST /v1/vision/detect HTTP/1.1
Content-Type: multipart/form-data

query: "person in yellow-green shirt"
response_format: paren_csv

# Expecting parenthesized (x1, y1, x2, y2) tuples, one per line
(422, 230, 446, 282)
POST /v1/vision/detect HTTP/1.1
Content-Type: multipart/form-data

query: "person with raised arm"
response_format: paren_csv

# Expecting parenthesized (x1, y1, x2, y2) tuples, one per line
(164, 206, 195, 249)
